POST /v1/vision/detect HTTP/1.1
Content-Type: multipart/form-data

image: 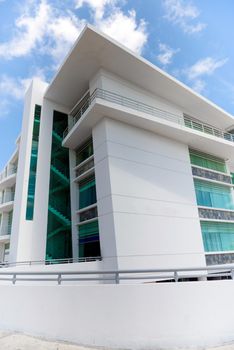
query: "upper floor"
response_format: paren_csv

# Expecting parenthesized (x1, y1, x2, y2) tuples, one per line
(37, 25, 234, 163)
(0, 135, 20, 192)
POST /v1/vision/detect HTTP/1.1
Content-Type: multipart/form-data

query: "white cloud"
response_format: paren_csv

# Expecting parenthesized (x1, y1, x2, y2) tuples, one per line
(191, 79, 206, 94)
(0, 0, 85, 66)
(186, 57, 228, 80)
(44, 12, 86, 65)
(75, 0, 117, 20)
(184, 57, 228, 94)
(0, 0, 147, 66)
(75, 0, 148, 54)
(0, 99, 10, 119)
(162, 0, 206, 34)
(157, 43, 180, 66)
(0, 68, 46, 119)
(98, 10, 147, 54)
(0, 0, 51, 58)
(0, 76, 28, 100)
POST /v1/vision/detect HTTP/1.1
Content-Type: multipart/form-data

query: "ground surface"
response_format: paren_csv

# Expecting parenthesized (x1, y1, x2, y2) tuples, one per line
(0, 332, 96, 350)
(1, 332, 234, 350)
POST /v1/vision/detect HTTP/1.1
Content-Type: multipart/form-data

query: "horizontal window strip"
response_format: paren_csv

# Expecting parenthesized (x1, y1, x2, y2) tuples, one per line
(79, 220, 99, 238)
(201, 221, 234, 232)
(194, 179, 231, 193)
(201, 222, 234, 252)
(189, 149, 227, 173)
(79, 178, 96, 192)
(194, 179, 234, 210)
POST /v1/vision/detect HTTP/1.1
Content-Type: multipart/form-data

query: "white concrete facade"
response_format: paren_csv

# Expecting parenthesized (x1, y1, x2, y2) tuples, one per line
(2, 24, 234, 350)
(93, 118, 205, 270)
(1, 24, 234, 271)
(0, 281, 234, 349)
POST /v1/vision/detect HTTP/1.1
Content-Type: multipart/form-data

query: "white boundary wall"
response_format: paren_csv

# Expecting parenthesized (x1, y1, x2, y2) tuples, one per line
(1, 281, 234, 349)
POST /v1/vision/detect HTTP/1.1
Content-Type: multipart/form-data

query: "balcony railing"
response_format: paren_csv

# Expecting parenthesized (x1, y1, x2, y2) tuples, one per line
(0, 192, 15, 205)
(192, 166, 232, 185)
(75, 157, 94, 178)
(63, 88, 234, 144)
(199, 207, 234, 221)
(1, 224, 12, 236)
(0, 166, 17, 183)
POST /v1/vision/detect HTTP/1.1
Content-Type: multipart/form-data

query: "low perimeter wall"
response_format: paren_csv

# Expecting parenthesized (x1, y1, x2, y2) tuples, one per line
(0, 281, 234, 349)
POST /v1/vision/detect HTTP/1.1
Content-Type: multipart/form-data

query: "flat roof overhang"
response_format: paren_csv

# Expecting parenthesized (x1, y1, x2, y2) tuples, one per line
(62, 99, 234, 164)
(45, 25, 234, 130)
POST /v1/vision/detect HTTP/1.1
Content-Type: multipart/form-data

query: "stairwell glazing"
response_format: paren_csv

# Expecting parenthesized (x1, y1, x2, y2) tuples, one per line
(46, 111, 72, 260)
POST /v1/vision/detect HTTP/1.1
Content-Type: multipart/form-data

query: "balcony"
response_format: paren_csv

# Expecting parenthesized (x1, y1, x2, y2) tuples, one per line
(192, 166, 232, 185)
(0, 223, 11, 243)
(74, 156, 94, 180)
(206, 253, 234, 266)
(0, 166, 17, 182)
(199, 207, 234, 221)
(63, 88, 234, 146)
(0, 192, 15, 212)
(0, 166, 17, 190)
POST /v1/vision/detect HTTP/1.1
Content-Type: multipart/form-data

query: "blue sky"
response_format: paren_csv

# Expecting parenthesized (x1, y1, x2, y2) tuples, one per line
(0, 0, 234, 168)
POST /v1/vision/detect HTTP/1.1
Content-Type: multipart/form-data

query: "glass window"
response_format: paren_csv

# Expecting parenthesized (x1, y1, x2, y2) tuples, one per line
(201, 222, 234, 252)
(190, 149, 227, 173)
(46, 110, 72, 260)
(76, 138, 93, 165)
(194, 179, 234, 210)
(79, 220, 101, 258)
(26, 105, 41, 220)
(79, 176, 97, 209)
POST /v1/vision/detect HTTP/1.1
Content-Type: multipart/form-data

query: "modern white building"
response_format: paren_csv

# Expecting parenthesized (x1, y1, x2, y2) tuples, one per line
(3, 24, 234, 350)
(3, 24, 234, 272)
(0, 136, 20, 262)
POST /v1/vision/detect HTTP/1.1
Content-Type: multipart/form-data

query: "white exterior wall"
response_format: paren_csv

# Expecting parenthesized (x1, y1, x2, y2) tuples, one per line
(69, 149, 79, 260)
(89, 69, 183, 117)
(0, 281, 234, 349)
(9, 79, 48, 263)
(93, 118, 206, 269)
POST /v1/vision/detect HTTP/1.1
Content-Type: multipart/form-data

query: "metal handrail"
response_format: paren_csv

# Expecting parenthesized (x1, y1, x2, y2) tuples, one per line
(0, 192, 15, 205)
(0, 264, 234, 285)
(0, 256, 102, 268)
(63, 88, 234, 144)
(0, 166, 17, 182)
(0, 224, 12, 236)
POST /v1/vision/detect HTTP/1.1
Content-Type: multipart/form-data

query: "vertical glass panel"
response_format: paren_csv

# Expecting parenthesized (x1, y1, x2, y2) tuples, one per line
(8, 211, 13, 235)
(76, 138, 93, 165)
(189, 149, 227, 173)
(4, 243, 10, 262)
(231, 173, 234, 185)
(201, 222, 234, 252)
(194, 179, 234, 209)
(79, 220, 101, 258)
(79, 176, 97, 209)
(46, 111, 72, 260)
(26, 104, 41, 220)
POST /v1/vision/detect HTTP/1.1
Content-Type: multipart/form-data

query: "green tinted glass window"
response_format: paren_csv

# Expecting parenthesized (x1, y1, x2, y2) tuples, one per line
(201, 222, 234, 252)
(76, 138, 93, 165)
(46, 111, 72, 260)
(194, 179, 234, 210)
(79, 176, 97, 209)
(26, 105, 41, 220)
(189, 149, 227, 173)
(79, 220, 100, 258)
